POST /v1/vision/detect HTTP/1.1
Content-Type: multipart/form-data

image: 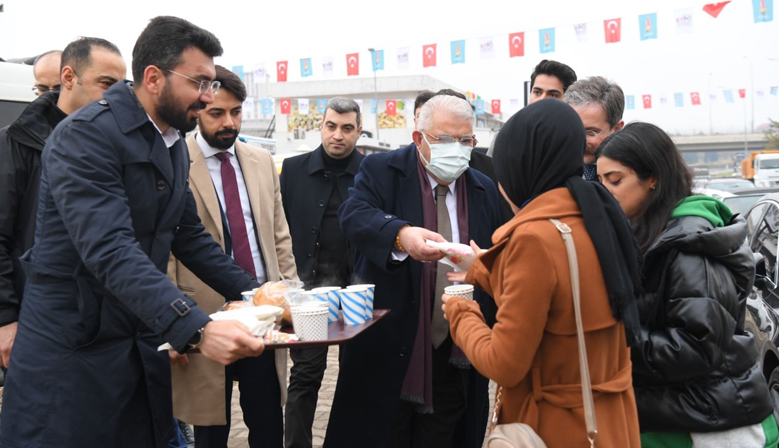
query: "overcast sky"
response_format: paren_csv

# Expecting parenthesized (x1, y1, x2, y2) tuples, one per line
(1, 0, 776, 135)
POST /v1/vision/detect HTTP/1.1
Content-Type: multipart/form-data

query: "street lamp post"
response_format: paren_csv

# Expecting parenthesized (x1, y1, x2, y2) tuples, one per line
(744, 56, 755, 133)
(368, 48, 379, 143)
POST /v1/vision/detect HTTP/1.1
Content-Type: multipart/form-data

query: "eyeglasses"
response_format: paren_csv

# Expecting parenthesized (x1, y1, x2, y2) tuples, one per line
(422, 131, 477, 148)
(585, 129, 604, 138)
(163, 69, 221, 95)
(32, 84, 61, 96)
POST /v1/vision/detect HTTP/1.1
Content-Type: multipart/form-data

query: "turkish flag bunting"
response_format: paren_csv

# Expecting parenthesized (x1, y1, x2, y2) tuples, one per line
(642, 94, 652, 109)
(739, 89, 746, 98)
(491, 100, 501, 114)
(603, 18, 621, 43)
(386, 100, 397, 116)
(280, 98, 291, 115)
(690, 92, 702, 105)
(423, 44, 437, 67)
(703, 1, 731, 18)
(508, 32, 525, 57)
(346, 53, 359, 76)
(276, 61, 288, 83)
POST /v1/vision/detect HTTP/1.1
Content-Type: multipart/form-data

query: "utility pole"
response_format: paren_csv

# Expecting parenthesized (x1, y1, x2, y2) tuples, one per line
(368, 48, 380, 143)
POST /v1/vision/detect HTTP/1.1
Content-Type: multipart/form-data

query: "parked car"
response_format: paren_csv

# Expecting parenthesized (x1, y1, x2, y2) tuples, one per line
(702, 177, 756, 192)
(724, 188, 779, 216)
(743, 193, 779, 423)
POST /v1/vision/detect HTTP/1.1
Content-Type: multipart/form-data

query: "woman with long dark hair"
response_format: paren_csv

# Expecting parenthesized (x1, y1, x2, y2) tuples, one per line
(442, 100, 642, 447)
(596, 121, 777, 447)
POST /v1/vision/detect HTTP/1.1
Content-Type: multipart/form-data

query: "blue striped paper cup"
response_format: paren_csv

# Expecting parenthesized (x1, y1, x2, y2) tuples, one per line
(347, 284, 375, 320)
(312, 287, 340, 323)
(338, 288, 367, 325)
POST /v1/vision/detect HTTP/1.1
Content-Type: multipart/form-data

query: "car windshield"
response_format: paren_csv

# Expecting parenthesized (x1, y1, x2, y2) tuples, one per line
(707, 179, 755, 191)
(723, 194, 765, 216)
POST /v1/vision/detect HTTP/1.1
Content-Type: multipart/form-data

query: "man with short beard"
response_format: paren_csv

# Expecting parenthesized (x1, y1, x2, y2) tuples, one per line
(0, 16, 265, 448)
(168, 65, 297, 448)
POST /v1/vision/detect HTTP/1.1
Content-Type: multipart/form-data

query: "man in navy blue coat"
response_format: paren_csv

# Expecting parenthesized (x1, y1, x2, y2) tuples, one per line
(326, 95, 500, 447)
(0, 17, 265, 448)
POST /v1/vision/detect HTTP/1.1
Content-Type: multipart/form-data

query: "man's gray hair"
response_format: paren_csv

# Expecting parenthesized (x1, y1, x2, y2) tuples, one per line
(325, 96, 361, 127)
(417, 95, 474, 132)
(564, 76, 625, 129)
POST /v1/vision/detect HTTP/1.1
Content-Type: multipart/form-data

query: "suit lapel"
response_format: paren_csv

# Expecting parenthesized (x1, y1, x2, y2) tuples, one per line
(465, 169, 487, 242)
(186, 136, 224, 239)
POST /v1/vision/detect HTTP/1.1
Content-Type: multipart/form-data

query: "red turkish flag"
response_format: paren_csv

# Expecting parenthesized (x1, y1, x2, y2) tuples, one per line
(603, 18, 621, 43)
(703, 1, 731, 18)
(642, 95, 652, 109)
(280, 98, 291, 115)
(739, 89, 746, 98)
(346, 53, 359, 76)
(690, 92, 702, 105)
(276, 61, 288, 83)
(491, 100, 501, 114)
(386, 100, 397, 116)
(422, 44, 437, 67)
(508, 32, 524, 57)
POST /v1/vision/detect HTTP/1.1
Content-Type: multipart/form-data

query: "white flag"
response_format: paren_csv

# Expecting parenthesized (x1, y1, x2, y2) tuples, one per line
(322, 56, 334, 78)
(659, 93, 670, 108)
(509, 99, 520, 108)
(573, 23, 589, 42)
(757, 89, 765, 98)
(709, 91, 718, 102)
(298, 98, 310, 114)
(243, 97, 255, 119)
(354, 99, 364, 112)
(479, 37, 495, 60)
(675, 8, 694, 34)
(397, 47, 410, 70)
(253, 63, 267, 81)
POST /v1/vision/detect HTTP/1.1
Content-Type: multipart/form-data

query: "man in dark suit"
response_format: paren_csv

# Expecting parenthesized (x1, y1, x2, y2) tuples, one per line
(325, 95, 500, 448)
(279, 97, 365, 448)
(0, 16, 264, 448)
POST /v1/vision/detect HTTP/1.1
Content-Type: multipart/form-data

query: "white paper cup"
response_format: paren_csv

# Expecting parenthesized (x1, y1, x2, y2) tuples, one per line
(312, 287, 341, 323)
(347, 284, 375, 319)
(290, 304, 328, 341)
(240, 290, 255, 302)
(338, 288, 367, 325)
(444, 284, 474, 300)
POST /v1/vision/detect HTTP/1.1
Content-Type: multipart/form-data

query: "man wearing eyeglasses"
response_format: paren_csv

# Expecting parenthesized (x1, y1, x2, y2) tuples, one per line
(563, 76, 625, 181)
(0, 37, 125, 378)
(0, 16, 266, 448)
(327, 95, 500, 447)
(31, 50, 62, 97)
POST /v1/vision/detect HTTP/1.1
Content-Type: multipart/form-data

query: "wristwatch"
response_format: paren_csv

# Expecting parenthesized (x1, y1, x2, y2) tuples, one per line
(188, 327, 205, 350)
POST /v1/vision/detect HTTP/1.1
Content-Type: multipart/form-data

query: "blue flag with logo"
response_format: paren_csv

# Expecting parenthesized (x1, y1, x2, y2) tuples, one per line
(771, 86, 778, 95)
(317, 99, 327, 113)
(626, 95, 635, 110)
(370, 99, 378, 113)
(753, 0, 774, 22)
(475, 99, 485, 115)
(371, 50, 384, 71)
(539, 28, 556, 54)
(450, 40, 466, 64)
(723, 89, 735, 103)
(300, 58, 313, 78)
(261, 98, 273, 115)
(232, 65, 245, 81)
(639, 13, 658, 40)
(674, 93, 684, 107)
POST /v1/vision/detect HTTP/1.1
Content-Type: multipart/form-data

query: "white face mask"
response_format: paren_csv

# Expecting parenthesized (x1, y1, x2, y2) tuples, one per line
(419, 133, 472, 183)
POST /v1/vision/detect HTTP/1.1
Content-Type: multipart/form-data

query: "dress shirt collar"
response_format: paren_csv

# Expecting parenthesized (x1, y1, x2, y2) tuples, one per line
(195, 132, 236, 158)
(145, 113, 181, 149)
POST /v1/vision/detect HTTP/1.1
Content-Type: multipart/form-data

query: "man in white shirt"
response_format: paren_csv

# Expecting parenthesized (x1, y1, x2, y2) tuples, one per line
(168, 65, 297, 448)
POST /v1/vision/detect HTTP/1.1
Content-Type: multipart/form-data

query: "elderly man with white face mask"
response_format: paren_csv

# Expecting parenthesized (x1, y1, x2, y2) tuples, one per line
(326, 95, 501, 448)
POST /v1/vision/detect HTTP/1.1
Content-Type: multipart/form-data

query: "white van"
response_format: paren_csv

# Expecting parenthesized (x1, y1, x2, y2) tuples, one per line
(0, 62, 35, 128)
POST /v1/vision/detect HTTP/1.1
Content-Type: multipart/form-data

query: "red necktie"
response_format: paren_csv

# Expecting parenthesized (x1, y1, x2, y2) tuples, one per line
(214, 152, 256, 279)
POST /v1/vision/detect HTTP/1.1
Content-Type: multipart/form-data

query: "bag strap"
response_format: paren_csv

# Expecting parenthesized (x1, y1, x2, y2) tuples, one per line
(550, 218, 597, 447)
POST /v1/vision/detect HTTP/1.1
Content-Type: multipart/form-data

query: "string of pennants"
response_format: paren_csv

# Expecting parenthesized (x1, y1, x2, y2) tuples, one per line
(245, 97, 510, 116)
(232, 0, 774, 84)
(625, 87, 779, 109)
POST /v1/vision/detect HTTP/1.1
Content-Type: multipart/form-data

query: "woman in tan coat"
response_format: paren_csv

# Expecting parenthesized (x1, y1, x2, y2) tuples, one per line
(444, 100, 642, 447)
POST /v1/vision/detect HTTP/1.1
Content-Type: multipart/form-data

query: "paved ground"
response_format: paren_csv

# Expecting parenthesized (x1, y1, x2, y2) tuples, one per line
(226, 345, 495, 448)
